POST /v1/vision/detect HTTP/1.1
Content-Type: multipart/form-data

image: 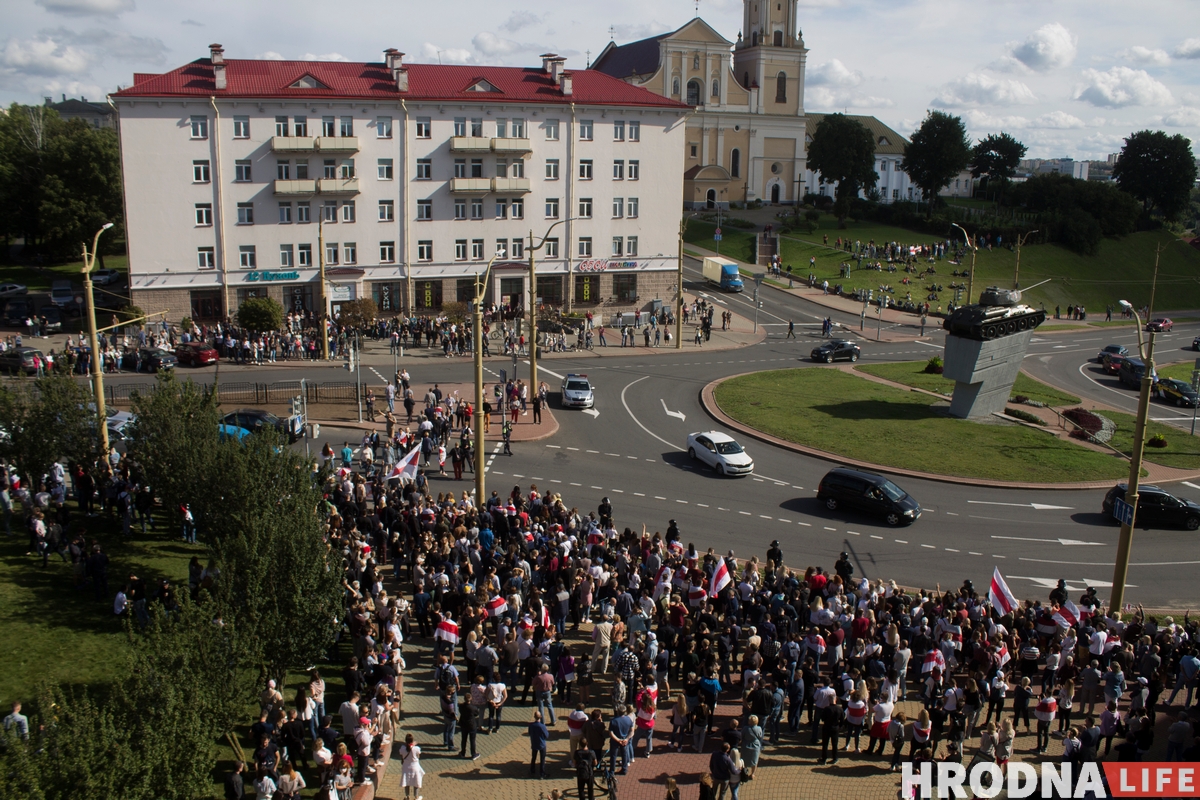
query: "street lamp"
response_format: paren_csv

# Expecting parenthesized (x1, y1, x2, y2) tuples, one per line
(949, 223, 978, 304)
(1109, 298, 1155, 614)
(318, 217, 330, 360)
(676, 211, 705, 350)
(472, 246, 508, 504)
(1013, 230, 1038, 289)
(528, 218, 575, 395)
(81, 222, 115, 453)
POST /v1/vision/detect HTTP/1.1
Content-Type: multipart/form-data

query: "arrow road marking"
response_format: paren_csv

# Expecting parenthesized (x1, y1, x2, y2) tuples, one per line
(967, 501, 1075, 511)
(582, 408, 599, 418)
(1184, 482, 1200, 492)
(661, 399, 686, 422)
(991, 535, 1105, 546)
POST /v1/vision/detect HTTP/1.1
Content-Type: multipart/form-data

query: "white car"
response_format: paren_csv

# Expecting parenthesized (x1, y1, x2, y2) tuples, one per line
(92, 269, 121, 286)
(560, 373, 595, 409)
(686, 431, 754, 476)
(0, 283, 27, 298)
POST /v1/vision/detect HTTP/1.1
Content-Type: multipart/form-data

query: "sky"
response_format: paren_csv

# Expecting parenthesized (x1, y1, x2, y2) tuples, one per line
(2, 0, 1197, 161)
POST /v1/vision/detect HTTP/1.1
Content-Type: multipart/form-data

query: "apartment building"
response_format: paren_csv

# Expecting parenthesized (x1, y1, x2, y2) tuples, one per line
(111, 46, 688, 321)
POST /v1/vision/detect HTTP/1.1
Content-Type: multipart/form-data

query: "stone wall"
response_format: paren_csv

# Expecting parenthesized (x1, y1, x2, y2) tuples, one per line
(943, 329, 1034, 418)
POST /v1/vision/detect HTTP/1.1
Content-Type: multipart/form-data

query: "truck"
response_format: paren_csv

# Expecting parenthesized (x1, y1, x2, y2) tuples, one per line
(702, 256, 744, 292)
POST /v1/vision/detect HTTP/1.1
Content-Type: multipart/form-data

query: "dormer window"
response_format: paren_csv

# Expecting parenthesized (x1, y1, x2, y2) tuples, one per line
(465, 78, 502, 93)
(878, 136, 891, 146)
(289, 74, 329, 90)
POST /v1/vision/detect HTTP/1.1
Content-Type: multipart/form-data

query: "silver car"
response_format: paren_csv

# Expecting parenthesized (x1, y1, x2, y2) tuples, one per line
(560, 373, 595, 409)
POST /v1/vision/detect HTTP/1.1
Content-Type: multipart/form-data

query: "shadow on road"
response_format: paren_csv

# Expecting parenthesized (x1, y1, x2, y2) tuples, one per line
(1071, 511, 1118, 528)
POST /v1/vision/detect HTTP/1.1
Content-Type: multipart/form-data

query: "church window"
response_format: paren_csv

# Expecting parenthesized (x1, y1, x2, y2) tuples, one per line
(687, 80, 701, 106)
(776, 71, 787, 103)
(672, 77, 680, 96)
(774, 30, 784, 46)
(712, 79, 719, 98)
(730, 148, 741, 178)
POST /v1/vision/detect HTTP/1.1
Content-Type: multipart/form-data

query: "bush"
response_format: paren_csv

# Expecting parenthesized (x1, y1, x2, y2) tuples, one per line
(1064, 407, 1103, 437)
(1005, 407, 1047, 426)
(725, 217, 758, 229)
(924, 356, 944, 374)
(1148, 433, 1168, 448)
(1058, 207, 1103, 255)
(179, 316, 193, 331)
(115, 304, 145, 324)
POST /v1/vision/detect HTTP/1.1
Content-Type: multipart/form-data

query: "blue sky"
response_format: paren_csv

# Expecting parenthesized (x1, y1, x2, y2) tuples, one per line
(3, 0, 1197, 160)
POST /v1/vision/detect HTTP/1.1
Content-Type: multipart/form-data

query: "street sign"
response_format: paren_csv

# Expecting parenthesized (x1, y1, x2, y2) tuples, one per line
(500, 368, 507, 384)
(714, 227, 722, 236)
(1112, 497, 1135, 527)
(713, 234, 722, 241)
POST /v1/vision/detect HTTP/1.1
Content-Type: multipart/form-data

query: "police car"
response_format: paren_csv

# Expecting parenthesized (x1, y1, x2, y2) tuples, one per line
(560, 373, 595, 409)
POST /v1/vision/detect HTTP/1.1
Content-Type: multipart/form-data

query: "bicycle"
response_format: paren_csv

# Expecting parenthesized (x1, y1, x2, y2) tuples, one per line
(593, 761, 619, 798)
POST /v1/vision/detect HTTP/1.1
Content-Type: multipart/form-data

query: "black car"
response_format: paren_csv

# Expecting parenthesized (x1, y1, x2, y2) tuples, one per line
(1103, 483, 1200, 531)
(816, 467, 921, 526)
(0, 346, 43, 375)
(122, 347, 177, 372)
(811, 340, 861, 363)
(2, 298, 30, 327)
(1118, 357, 1157, 389)
(221, 408, 297, 442)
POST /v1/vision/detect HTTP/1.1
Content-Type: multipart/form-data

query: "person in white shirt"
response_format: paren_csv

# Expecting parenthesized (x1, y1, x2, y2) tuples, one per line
(810, 679, 837, 745)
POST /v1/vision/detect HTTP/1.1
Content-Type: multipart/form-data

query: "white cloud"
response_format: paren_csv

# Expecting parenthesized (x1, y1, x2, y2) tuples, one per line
(34, 0, 133, 15)
(933, 73, 1037, 107)
(500, 11, 542, 33)
(1031, 110, 1086, 129)
(1118, 46, 1169, 66)
(1073, 66, 1173, 107)
(419, 43, 472, 64)
(299, 52, 348, 62)
(472, 32, 523, 57)
(962, 110, 1030, 129)
(255, 51, 285, 61)
(1162, 107, 1200, 127)
(807, 86, 893, 109)
(39, 28, 167, 64)
(1, 36, 91, 75)
(1173, 38, 1200, 59)
(807, 59, 862, 87)
(1006, 23, 1077, 72)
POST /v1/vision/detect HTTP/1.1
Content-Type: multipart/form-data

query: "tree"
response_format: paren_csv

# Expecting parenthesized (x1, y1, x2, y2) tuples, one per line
(235, 295, 284, 332)
(1113, 130, 1198, 221)
(970, 133, 1027, 203)
(0, 372, 99, 484)
(336, 297, 379, 331)
(901, 111, 973, 217)
(805, 114, 878, 228)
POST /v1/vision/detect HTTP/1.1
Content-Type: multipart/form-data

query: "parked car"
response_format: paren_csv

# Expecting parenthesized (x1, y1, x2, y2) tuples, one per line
(1103, 483, 1200, 531)
(91, 268, 121, 286)
(221, 409, 299, 442)
(685, 431, 754, 476)
(0, 346, 44, 375)
(0, 283, 27, 298)
(816, 467, 921, 526)
(1118, 357, 1158, 389)
(2, 298, 30, 327)
(49, 280, 75, 307)
(1146, 318, 1173, 332)
(175, 341, 219, 366)
(811, 340, 861, 363)
(121, 347, 176, 372)
(1157, 378, 1198, 408)
(218, 423, 252, 443)
(1096, 344, 1128, 363)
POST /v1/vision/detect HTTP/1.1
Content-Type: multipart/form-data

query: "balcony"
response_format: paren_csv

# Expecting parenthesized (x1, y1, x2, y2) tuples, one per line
(491, 137, 532, 154)
(449, 136, 492, 153)
(491, 177, 531, 193)
(315, 136, 359, 153)
(317, 177, 360, 194)
(449, 177, 491, 193)
(271, 136, 316, 152)
(273, 179, 317, 195)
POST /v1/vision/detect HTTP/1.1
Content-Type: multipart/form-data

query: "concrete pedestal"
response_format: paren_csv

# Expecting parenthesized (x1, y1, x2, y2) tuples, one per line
(943, 329, 1035, 419)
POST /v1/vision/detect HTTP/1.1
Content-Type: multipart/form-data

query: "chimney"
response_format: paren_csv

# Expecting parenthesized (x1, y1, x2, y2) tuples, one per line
(383, 48, 399, 70)
(540, 53, 559, 73)
(550, 57, 565, 85)
(560, 71, 573, 96)
(44, 97, 52, 106)
(62, 93, 67, 102)
(209, 43, 224, 64)
(214, 62, 227, 90)
(210, 43, 226, 90)
(395, 66, 409, 92)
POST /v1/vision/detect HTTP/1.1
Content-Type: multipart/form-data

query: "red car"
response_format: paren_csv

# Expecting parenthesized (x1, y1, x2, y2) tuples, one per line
(1146, 318, 1173, 332)
(174, 341, 219, 366)
(1102, 353, 1127, 375)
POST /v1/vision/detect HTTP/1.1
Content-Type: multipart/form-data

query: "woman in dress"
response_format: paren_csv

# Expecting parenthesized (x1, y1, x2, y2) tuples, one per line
(741, 714, 763, 780)
(398, 732, 425, 800)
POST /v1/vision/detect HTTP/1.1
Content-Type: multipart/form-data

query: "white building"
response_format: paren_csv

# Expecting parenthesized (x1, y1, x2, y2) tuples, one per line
(112, 46, 688, 321)
(802, 113, 914, 203)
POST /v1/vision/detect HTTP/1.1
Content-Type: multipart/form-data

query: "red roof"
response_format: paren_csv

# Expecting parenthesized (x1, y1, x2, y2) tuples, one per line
(113, 58, 689, 109)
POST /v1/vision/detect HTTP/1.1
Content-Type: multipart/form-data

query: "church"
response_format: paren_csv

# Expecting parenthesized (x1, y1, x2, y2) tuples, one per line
(593, 0, 912, 209)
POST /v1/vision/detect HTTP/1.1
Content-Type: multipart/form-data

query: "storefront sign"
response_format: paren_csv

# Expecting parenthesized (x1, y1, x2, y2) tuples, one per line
(245, 270, 300, 282)
(577, 260, 638, 272)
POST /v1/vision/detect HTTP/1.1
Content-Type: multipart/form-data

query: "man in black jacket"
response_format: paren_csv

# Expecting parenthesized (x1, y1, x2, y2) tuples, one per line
(223, 760, 245, 800)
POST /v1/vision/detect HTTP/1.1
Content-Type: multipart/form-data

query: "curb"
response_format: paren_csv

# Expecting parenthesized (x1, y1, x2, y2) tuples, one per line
(307, 410, 560, 444)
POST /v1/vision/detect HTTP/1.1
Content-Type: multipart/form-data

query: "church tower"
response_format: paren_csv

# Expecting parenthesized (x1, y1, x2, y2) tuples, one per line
(733, 0, 807, 117)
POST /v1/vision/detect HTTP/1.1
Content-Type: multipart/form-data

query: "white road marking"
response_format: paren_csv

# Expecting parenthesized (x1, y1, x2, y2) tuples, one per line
(661, 399, 687, 422)
(740, 511, 752, 515)
(525, 361, 564, 379)
(921, 544, 936, 549)
(582, 408, 600, 418)
(870, 535, 883, 539)
(945, 548, 960, 552)
(895, 539, 908, 544)
(634, 492, 645, 496)
(697, 503, 709, 508)
(824, 526, 836, 531)
(567, 447, 580, 451)
(778, 518, 791, 523)
(967, 501, 1075, 511)
(621, 375, 682, 450)
(991, 535, 1105, 546)
(591, 485, 603, 489)
(546, 445, 561, 449)
(798, 522, 811, 526)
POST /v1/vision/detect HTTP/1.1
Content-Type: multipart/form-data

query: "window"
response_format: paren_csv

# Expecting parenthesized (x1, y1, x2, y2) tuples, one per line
(579, 159, 593, 180)
(417, 240, 433, 261)
(294, 116, 308, 137)
(192, 159, 210, 182)
(687, 80, 701, 105)
(776, 71, 787, 103)
(454, 240, 468, 260)
(415, 117, 431, 138)
(893, 189, 899, 199)
(575, 273, 599, 303)
(712, 79, 720, 98)
(295, 160, 308, 179)
(470, 159, 483, 178)
(496, 239, 510, 261)
(628, 160, 640, 180)
(276, 160, 290, 180)
(380, 241, 395, 263)
(471, 239, 484, 260)
(195, 203, 212, 226)
(612, 197, 623, 218)
(239, 245, 257, 268)
(626, 236, 638, 256)
(278, 202, 292, 224)
(510, 238, 524, 259)
(629, 121, 640, 141)
(275, 116, 288, 137)
(612, 236, 623, 257)
(613, 273, 638, 302)
(545, 119, 559, 140)
(545, 159, 559, 179)
(495, 199, 508, 219)
(730, 148, 740, 178)
(544, 238, 558, 258)
(197, 246, 215, 269)
(341, 201, 356, 223)
(297, 202, 311, 223)
(377, 116, 393, 138)
(579, 120, 593, 141)
(511, 198, 524, 219)
(690, 144, 698, 158)
(417, 199, 432, 220)
(470, 118, 483, 137)
(298, 243, 312, 266)
(454, 118, 467, 136)
(233, 116, 250, 138)
(343, 243, 356, 264)
(237, 203, 254, 225)
(579, 197, 593, 218)
(280, 244, 294, 267)
(614, 121, 625, 141)
(190, 116, 208, 138)
(545, 198, 559, 219)
(512, 119, 525, 137)
(325, 242, 339, 264)
(471, 198, 484, 220)
(339, 159, 355, 179)
(774, 30, 784, 47)
(453, 159, 467, 179)
(454, 199, 467, 220)
(578, 237, 593, 257)
(880, 161, 889, 172)
(378, 200, 394, 221)
(235, 160, 252, 182)
(511, 158, 525, 178)
(322, 202, 338, 223)
(322, 159, 337, 179)
(378, 158, 393, 180)
(495, 119, 507, 138)
(339, 116, 353, 137)
(627, 197, 639, 218)
(495, 159, 508, 178)
(322, 116, 336, 137)
(613, 159, 625, 180)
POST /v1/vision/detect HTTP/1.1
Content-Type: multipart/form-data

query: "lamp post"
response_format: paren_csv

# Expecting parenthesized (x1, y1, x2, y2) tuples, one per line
(473, 247, 508, 504)
(1109, 299, 1155, 614)
(1013, 229, 1038, 289)
(318, 217, 330, 360)
(676, 212, 704, 350)
(81, 222, 115, 453)
(527, 218, 574, 395)
(950, 222, 978, 303)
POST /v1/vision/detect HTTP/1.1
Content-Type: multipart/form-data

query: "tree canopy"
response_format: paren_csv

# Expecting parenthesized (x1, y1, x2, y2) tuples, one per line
(1113, 129, 1197, 221)
(970, 133, 1027, 202)
(235, 295, 284, 333)
(806, 114, 878, 228)
(336, 297, 379, 331)
(0, 372, 99, 483)
(901, 111, 973, 217)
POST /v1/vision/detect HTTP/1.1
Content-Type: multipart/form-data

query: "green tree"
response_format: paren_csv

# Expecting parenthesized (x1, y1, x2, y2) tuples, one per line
(0, 372, 99, 483)
(1113, 129, 1198, 221)
(336, 297, 379, 331)
(970, 132, 1027, 203)
(235, 295, 284, 332)
(805, 114, 878, 228)
(901, 111, 973, 217)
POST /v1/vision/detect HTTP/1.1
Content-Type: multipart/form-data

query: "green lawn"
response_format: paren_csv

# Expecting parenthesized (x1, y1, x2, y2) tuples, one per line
(856, 360, 1082, 406)
(1104, 409, 1200, 470)
(1159, 360, 1200, 382)
(683, 219, 756, 264)
(0, 253, 128, 293)
(715, 368, 1129, 482)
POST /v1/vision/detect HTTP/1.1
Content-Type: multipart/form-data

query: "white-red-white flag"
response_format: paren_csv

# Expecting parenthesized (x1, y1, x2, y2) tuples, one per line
(539, 604, 551, 630)
(389, 446, 421, 483)
(989, 567, 1019, 616)
(805, 633, 827, 656)
(486, 596, 508, 618)
(996, 643, 1011, 669)
(434, 618, 459, 645)
(922, 649, 946, 674)
(709, 559, 732, 598)
(1053, 599, 1081, 629)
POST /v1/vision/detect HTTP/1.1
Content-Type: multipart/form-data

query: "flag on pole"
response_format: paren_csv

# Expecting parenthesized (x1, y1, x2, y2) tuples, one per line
(1053, 599, 1081, 629)
(434, 618, 459, 645)
(922, 649, 946, 674)
(389, 446, 421, 482)
(989, 567, 1019, 616)
(486, 596, 508, 618)
(709, 559, 732, 597)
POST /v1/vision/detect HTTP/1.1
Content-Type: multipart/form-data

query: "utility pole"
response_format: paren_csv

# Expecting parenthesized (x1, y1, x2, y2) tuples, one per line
(951, 223, 978, 303)
(676, 217, 685, 349)
(1147, 243, 1163, 321)
(355, 330, 362, 423)
(527, 219, 573, 391)
(473, 248, 507, 504)
(1013, 229, 1038, 289)
(82, 223, 115, 453)
(318, 217, 329, 360)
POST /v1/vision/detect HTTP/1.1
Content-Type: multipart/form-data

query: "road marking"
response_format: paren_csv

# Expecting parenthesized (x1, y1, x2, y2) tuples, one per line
(921, 544, 936, 549)
(760, 515, 773, 519)
(824, 526, 836, 531)
(719, 507, 730, 511)
(627, 455, 638, 459)
(969, 551, 982, 555)
(895, 539, 908, 544)
(914, 341, 944, 349)
(798, 522, 811, 526)
(945, 548, 960, 552)
(550, 479, 561, 483)
(870, 535, 883, 540)
(621, 375, 682, 450)
(591, 485, 603, 489)
(697, 503, 709, 507)
(967, 501, 1075, 511)
(525, 361, 564, 380)
(571, 482, 582, 486)
(661, 399, 687, 422)
(645, 459, 656, 463)
(612, 489, 623, 493)
(634, 492, 645, 496)
(582, 408, 600, 418)
(655, 496, 667, 500)
(740, 511, 752, 515)
(606, 453, 620, 457)
(1184, 481, 1200, 492)
(991, 535, 1105, 546)
(945, 512, 958, 516)
(677, 499, 689, 504)
(567, 447, 579, 451)
(993, 555, 1006, 559)
(546, 444, 561, 449)
(587, 449, 600, 453)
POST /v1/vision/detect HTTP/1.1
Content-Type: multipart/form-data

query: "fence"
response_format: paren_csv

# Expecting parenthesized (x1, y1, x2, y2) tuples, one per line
(103, 379, 367, 407)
